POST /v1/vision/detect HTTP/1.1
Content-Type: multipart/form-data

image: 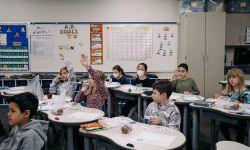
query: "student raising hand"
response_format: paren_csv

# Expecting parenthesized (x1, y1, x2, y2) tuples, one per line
(80, 54, 89, 67)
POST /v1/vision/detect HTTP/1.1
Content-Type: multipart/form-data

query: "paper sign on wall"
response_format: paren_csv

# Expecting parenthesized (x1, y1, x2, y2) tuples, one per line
(90, 24, 103, 64)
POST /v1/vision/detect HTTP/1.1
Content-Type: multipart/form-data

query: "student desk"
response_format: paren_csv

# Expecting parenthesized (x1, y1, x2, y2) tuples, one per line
(105, 82, 121, 117)
(219, 80, 250, 89)
(190, 103, 250, 150)
(141, 92, 204, 150)
(79, 121, 186, 150)
(0, 86, 27, 103)
(39, 99, 104, 150)
(216, 141, 250, 150)
(109, 84, 152, 119)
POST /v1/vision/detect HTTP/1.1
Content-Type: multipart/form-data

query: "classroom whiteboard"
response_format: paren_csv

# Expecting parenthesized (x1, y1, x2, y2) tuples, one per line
(29, 23, 178, 73)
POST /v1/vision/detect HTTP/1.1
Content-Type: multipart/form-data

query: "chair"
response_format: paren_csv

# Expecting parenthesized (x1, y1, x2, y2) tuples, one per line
(147, 73, 158, 79)
(0, 104, 10, 136)
(216, 141, 250, 150)
(36, 120, 49, 150)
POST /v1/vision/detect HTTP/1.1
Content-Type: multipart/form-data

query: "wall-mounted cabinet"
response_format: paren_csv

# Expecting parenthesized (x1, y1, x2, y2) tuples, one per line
(226, 13, 250, 46)
(179, 12, 226, 98)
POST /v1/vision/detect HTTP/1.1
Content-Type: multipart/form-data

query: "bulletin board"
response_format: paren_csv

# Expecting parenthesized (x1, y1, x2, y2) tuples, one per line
(0, 23, 29, 71)
(29, 23, 178, 73)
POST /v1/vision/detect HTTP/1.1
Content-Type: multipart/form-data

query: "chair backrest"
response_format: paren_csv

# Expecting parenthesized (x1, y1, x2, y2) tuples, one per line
(0, 104, 10, 135)
(216, 141, 250, 150)
(147, 73, 158, 79)
(35, 120, 49, 150)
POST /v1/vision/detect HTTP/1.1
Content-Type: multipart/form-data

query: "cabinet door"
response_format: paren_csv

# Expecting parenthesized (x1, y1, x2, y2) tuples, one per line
(184, 13, 206, 97)
(225, 14, 242, 45)
(241, 14, 250, 45)
(205, 12, 226, 98)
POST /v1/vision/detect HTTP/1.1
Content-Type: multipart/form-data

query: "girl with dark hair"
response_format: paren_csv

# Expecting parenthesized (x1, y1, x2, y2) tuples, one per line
(133, 63, 153, 87)
(110, 65, 128, 84)
(121, 63, 154, 117)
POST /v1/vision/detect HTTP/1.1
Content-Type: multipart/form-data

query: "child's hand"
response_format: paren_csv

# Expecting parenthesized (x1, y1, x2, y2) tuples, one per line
(214, 93, 224, 99)
(80, 54, 89, 67)
(149, 116, 161, 125)
(184, 91, 190, 95)
(54, 76, 61, 83)
(170, 70, 178, 81)
(59, 53, 65, 61)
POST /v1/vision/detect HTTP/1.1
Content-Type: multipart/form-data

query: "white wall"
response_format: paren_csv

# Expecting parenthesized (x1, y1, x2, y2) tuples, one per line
(0, 0, 179, 22)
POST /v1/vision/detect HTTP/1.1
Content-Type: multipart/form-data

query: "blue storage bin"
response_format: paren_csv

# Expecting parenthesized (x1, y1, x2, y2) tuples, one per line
(42, 80, 52, 89)
(226, 0, 250, 13)
(3, 80, 15, 87)
(16, 80, 28, 86)
(190, 0, 206, 12)
(206, 0, 225, 12)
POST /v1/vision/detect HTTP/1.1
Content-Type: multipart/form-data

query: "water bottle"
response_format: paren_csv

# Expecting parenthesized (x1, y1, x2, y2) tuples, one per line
(109, 75, 112, 83)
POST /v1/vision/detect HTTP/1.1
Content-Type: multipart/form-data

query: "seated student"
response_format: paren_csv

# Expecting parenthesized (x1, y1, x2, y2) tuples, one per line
(110, 65, 128, 84)
(133, 63, 154, 87)
(145, 80, 181, 130)
(214, 68, 250, 143)
(109, 65, 128, 116)
(0, 92, 48, 150)
(49, 53, 77, 98)
(74, 54, 108, 110)
(120, 63, 154, 116)
(171, 63, 200, 95)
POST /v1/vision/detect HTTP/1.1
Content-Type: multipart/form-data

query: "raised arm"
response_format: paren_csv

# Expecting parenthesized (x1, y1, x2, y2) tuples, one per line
(60, 53, 76, 81)
(49, 76, 60, 94)
(80, 54, 102, 87)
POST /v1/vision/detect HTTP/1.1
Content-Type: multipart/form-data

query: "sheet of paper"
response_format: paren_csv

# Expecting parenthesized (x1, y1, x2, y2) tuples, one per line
(169, 94, 182, 100)
(31, 35, 54, 56)
(67, 112, 100, 119)
(131, 131, 175, 147)
(182, 96, 200, 101)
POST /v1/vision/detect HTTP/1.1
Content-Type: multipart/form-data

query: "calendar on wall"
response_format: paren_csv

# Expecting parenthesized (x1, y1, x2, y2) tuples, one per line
(108, 25, 153, 61)
(0, 23, 29, 71)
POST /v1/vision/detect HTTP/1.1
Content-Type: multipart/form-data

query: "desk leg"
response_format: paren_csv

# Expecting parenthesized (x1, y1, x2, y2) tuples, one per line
(248, 121, 250, 147)
(210, 119, 215, 150)
(67, 127, 74, 150)
(143, 98, 147, 115)
(95, 139, 100, 150)
(183, 106, 188, 150)
(138, 96, 141, 121)
(108, 90, 111, 117)
(84, 137, 91, 150)
(192, 109, 200, 150)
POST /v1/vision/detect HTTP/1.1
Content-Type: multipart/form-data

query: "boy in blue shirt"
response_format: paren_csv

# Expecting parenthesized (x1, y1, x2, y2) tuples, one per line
(0, 92, 48, 150)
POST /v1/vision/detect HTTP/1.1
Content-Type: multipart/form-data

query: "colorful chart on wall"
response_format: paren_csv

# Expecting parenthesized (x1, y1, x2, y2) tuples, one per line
(0, 23, 29, 71)
(29, 23, 178, 73)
